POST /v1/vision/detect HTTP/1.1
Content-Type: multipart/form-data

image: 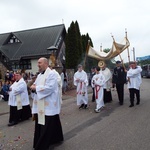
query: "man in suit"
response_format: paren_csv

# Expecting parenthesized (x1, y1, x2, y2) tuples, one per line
(112, 61, 127, 105)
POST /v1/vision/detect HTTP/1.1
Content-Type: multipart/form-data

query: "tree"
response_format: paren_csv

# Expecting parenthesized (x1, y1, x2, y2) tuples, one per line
(65, 20, 99, 72)
(65, 21, 83, 69)
(81, 33, 99, 72)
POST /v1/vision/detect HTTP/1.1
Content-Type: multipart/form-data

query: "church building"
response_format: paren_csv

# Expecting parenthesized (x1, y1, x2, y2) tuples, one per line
(0, 24, 66, 78)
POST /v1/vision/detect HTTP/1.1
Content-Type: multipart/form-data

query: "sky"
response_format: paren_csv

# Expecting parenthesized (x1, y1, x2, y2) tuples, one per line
(0, 0, 149, 62)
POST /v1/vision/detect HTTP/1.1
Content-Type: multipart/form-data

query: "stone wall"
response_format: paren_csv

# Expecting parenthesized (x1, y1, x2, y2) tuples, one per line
(66, 69, 75, 90)
(55, 68, 75, 90)
(0, 62, 7, 80)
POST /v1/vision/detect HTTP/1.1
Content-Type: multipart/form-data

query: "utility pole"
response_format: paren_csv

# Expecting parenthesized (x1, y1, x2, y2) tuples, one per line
(133, 47, 135, 61)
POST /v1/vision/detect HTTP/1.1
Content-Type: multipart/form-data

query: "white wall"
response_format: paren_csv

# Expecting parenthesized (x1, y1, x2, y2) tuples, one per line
(31, 59, 39, 74)
(25, 59, 38, 74)
(25, 58, 53, 74)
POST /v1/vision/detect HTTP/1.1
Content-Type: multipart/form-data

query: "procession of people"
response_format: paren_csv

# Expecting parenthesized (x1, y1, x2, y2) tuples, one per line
(0, 57, 143, 150)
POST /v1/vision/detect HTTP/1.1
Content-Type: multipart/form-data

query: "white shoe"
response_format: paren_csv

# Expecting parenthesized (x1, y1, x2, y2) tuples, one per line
(95, 108, 101, 113)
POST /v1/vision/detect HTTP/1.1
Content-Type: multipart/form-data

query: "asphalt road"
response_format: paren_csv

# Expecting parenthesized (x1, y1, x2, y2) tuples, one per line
(0, 78, 150, 150)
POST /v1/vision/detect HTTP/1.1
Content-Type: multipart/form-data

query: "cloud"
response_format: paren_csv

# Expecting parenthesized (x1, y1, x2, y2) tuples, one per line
(0, 0, 149, 60)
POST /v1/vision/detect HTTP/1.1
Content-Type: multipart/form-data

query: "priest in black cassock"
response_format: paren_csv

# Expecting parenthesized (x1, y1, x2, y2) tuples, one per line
(30, 57, 63, 150)
(100, 64, 113, 103)
(8, 70, 31, 126)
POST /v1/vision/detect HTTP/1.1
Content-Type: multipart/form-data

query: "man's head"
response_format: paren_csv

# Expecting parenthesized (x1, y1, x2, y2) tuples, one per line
(91, 66, 96, 72)
(78, 64, 83, 72)
(95, 66, 100, 73)
(38, 57, 48, 73)
(15, 70, 22, 81)
(129, 61, 137, 69)
(116, 60, 122, 67)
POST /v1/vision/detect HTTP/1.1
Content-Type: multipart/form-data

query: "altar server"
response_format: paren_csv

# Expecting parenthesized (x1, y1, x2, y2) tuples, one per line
(92, 67, 105, 113)
(74, 64, 89, 109)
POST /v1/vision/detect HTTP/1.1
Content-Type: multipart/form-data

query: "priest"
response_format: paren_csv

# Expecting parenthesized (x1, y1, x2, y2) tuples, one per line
(8, 70, 31, 126)
(30, 57, 63, 150)
(100, 64, 113, 103)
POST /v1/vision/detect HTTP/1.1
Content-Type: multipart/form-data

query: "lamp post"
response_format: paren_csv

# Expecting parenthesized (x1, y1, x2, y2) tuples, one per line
(47, 46, 58, 55)
(47, 46, 58, 67)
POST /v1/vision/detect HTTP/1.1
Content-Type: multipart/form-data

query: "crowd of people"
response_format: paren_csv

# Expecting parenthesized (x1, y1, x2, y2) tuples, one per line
(73, 60, 142, 112)
(0, 70, 38, 101)
(0, 58, 142, 150)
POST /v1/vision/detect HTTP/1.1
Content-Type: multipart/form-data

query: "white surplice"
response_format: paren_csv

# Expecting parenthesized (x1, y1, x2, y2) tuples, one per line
(74, 70, 88, 105)
(8, 78, 30, 108)
(91, 72, 105, 109)
(127, 66, 142, 90)
(32, 68, 61, 123)
(52, 69, 62, 104)
(100, 67, 112, 90)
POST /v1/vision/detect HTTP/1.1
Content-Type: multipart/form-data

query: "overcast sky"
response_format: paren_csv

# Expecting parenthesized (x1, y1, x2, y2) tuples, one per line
(0, 0, 149, 62)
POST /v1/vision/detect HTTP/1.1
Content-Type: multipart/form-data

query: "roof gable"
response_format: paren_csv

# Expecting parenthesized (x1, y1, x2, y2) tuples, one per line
(3, 33, 21, 45)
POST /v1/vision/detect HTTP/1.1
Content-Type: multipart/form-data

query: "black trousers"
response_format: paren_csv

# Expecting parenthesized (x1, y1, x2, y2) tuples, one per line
(33, 114, 64, 150)
(92, 88, 95, 101)
(116, 84, 124, 104)
(129, 88, 140, 105)
(104, 89, 112, 103)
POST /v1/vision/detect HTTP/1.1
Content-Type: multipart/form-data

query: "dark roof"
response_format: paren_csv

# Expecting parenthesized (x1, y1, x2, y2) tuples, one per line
(0, 24, 66, 61)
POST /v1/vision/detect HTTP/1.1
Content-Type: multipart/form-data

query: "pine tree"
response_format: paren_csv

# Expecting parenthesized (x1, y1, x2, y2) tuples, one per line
(65, 21, 79, 69)
(65, 21, 83, 69)
(65, 21, 98, 71)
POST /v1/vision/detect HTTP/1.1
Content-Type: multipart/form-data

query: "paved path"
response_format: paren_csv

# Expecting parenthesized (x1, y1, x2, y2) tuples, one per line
(0, 79, 150, 150)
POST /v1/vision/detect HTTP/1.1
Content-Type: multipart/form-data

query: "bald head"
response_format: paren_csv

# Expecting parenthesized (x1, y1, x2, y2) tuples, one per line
(38, 57, 48, 73)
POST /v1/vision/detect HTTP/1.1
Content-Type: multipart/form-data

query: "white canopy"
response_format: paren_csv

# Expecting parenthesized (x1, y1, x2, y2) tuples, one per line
(87, 37, 130, 60)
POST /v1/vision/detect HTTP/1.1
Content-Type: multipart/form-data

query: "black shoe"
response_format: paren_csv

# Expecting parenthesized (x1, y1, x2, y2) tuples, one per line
(129, 105, 134, 107)
(79, 104, 84, 109)
(84, 104, 89, 109)
(8, 121, 18, 126)
(136, 102, 140, 105)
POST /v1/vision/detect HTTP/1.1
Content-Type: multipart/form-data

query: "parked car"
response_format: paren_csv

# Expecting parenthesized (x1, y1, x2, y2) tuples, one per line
(141, 64, 150, 78)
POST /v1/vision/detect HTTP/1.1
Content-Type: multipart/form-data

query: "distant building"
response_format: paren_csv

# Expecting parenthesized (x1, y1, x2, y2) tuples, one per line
(0, 24, 66, 78)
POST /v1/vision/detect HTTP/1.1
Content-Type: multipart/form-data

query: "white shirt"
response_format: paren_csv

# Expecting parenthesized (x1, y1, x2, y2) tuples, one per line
(8, 78, 30, 106)
(127, 66, 142, 90)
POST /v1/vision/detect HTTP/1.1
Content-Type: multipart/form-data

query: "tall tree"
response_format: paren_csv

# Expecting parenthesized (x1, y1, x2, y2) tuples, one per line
(65, 20, 98, 71)
(75, 21, 83, 64)
(81, 33, 98, 72)
(65, 21, 83, 69)
(65, 21, 78, 69)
